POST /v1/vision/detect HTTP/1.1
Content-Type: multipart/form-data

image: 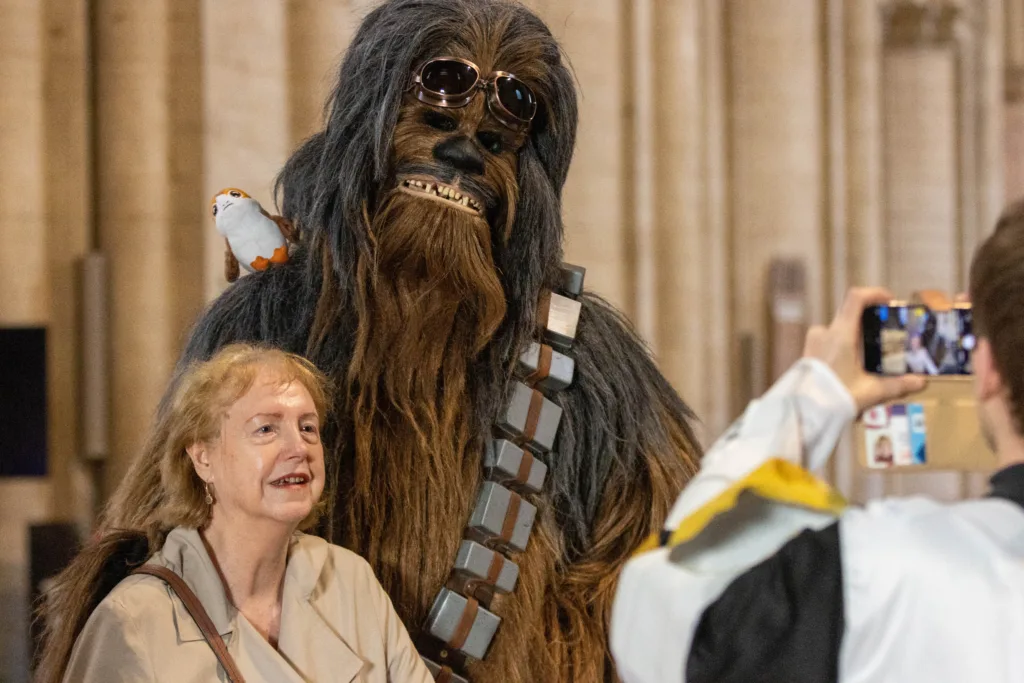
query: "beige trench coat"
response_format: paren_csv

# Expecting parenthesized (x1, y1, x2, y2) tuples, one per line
(63, 527, 433, 683)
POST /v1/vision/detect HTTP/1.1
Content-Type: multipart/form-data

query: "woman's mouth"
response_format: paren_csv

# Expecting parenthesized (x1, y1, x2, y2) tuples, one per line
(269, 473, 310, 488)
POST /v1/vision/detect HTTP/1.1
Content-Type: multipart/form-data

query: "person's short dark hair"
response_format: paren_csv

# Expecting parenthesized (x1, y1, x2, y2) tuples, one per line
(970, 199, 1024, 433)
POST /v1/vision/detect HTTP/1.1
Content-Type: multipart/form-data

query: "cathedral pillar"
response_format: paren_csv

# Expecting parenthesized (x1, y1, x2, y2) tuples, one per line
(1005, 0, 1024, 200)
(725, 0, 828, 404)
(880, 0, 965, 499)
(286, 0, 355, 145)
(528, 0, 631, 314)
(837, 0, 887, 501)
(200, 0, 291, 298)
(94, 0, 176, 493)
(0, 5, 52, 679)
(647, 1, 732, 442)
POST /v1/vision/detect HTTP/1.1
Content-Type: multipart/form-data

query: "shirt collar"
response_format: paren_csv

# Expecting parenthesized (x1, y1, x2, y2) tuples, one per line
(987, 462, 1024, 510)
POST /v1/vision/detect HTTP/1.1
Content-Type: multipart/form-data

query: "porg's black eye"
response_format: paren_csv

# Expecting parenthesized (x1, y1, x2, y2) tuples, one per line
(229, 190, 242, 198)
(212, 205, 218, 216)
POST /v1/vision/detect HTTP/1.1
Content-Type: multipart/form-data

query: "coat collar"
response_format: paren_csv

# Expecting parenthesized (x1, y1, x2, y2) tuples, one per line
(150, 526, 236, 642)
(149, 527, 364, 682)
(276, 533, 366, 682)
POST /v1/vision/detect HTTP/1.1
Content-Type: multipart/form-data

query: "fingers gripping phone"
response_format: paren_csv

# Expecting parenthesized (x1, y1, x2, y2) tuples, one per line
(862, 303, 974, 376)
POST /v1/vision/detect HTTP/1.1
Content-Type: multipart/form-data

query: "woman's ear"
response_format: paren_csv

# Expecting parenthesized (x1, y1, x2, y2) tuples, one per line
(186, 443, 213, 482)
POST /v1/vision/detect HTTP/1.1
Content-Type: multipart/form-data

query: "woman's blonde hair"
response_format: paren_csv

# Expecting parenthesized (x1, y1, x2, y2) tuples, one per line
(34, 343, 334, 683)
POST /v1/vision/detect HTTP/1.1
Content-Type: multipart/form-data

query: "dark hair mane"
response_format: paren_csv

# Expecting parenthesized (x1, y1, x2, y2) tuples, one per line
(274, 0, 578, 424)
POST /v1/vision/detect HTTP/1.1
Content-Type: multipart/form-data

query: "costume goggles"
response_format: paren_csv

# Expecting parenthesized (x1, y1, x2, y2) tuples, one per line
(411, 57, 537, 131)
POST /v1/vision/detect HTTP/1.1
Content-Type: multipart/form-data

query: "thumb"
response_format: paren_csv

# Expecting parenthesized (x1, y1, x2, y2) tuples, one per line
(856, 375, 928, 412)
(878, 374, 928, 403)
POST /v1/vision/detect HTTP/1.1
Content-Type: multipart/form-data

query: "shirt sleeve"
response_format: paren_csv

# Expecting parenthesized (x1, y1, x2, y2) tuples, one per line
(686, 522, 844, 683)
(62, 598, 155, 683)
(611, 359, 855, 683)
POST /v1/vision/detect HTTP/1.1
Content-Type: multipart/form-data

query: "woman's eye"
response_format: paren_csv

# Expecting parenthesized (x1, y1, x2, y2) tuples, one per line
(301, 424, 320, 435)
(256, 425, 274, 435)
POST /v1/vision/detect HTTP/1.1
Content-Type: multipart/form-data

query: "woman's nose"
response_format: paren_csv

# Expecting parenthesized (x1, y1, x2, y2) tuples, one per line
(280, 426, 311, 457)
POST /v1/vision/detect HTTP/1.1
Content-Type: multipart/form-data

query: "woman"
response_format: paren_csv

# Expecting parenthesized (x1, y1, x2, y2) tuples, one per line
(35, 344, 432, 682)
(872, 434, 894, 467)
(905, 334, 939, 375)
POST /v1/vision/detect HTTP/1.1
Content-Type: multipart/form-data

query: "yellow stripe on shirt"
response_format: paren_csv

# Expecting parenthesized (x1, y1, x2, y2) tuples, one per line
(634, 458, 847, 557)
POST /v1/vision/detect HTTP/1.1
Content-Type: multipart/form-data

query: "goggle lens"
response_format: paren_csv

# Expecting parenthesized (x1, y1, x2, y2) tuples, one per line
(495, 76, 537, 122)
(420, 59, 479, 97)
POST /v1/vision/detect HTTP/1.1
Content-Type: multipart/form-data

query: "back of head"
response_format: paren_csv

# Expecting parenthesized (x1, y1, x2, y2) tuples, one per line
(33, 344, 331, 682)
(970, 200, 1024, 434)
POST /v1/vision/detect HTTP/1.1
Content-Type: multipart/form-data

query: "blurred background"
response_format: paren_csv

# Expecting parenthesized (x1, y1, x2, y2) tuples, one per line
(0, 0, 1019, 679)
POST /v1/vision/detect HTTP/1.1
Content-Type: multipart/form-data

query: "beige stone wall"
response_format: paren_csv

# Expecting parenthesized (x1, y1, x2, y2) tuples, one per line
(0, 0, 1015, 679)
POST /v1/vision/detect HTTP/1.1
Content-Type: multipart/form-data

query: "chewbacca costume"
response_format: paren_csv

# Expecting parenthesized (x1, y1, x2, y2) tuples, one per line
(170, 1, 700, 680)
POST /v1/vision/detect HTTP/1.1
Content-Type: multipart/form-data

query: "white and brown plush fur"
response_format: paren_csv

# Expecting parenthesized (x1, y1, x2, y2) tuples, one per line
(211, 187, 298, 282)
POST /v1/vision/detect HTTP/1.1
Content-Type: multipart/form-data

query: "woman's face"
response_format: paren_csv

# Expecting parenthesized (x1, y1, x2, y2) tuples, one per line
(196, 367, 325, 529)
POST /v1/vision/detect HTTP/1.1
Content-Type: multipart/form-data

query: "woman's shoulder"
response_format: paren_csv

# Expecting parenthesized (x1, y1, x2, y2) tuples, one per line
(98, 571, 173, 621)
(292, 532, 375, 574)
(70, 570, 172, 652)
(290, 533, 389, 607)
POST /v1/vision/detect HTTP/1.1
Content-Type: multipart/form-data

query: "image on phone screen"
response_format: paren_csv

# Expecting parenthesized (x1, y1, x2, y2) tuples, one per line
(862, 304, 973, 376)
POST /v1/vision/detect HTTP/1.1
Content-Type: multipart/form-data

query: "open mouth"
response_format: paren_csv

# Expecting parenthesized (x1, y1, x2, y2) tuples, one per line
(270, 473, 310, 488)
(399, 177, 484, 216)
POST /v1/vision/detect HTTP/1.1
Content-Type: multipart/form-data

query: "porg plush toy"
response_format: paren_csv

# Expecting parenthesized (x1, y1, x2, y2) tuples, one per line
(211, 188, 298, 282)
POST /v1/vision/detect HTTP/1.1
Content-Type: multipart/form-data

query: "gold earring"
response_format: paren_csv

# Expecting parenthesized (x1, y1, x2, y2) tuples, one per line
(204, 481, 214, 506)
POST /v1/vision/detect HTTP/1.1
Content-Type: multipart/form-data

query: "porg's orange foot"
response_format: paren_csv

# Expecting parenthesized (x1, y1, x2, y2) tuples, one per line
(270, 245, 289, 264)
(250, 256, 271, 271)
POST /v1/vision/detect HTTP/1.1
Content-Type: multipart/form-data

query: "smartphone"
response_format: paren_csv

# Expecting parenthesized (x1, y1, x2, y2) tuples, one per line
(861, 303, 973, 375)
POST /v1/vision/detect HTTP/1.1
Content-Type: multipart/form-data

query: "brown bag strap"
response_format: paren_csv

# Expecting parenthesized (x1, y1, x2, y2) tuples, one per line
(132, 565, 247, 683)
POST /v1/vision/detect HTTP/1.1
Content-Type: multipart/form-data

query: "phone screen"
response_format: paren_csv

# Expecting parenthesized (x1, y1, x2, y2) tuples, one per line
(862, 304, 973, 375)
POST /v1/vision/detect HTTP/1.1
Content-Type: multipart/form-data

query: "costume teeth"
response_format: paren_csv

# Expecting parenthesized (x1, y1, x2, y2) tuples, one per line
(402, 178, 483, 214)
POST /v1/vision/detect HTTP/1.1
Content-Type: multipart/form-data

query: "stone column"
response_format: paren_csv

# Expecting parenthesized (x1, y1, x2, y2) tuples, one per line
(837, 0, 887, 501)
(1005, 0, 1024, 201)
(529, 0, 632, 315)
(1005, 70, 1024, 199)
(287, 0, 355, 144)
(0, 2, 54, 679)
(169, 0, 206, 343)
(726, 0, 827, 402)
(881, 0, 964, 500)
(647, 0, 732, 444)
(650, 0, 706, 428)
(699, 0, 734, 440)
(201, 0, 291, 299)
(972, 0, 1004, 240)
(94, 0, 176, 493)
(627, 0, 657, 342)
(42, 0, 93, 529)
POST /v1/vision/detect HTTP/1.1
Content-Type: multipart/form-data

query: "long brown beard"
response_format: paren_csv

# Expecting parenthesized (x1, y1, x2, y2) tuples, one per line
(343, 189, 507, 624)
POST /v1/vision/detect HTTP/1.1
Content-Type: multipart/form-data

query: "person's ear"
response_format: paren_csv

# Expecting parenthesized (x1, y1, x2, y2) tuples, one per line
(974, 338, 1003, 402)
(187, 442, 213, 482)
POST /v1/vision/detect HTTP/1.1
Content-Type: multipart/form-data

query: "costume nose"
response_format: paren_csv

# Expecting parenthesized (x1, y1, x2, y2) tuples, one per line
(433, 135, 485, 175)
